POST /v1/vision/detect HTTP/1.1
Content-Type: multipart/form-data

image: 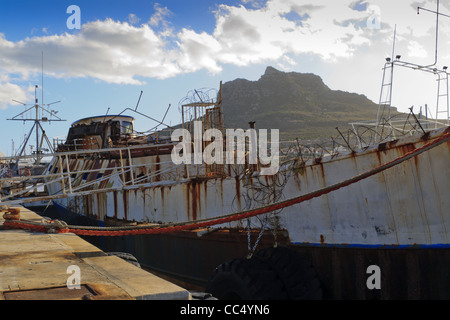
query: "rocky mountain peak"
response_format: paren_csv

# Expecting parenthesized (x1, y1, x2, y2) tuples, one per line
(220, 66, 385, 140)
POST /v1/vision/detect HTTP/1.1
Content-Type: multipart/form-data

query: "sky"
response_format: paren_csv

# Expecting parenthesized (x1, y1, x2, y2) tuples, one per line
(1, 0, 450, 156)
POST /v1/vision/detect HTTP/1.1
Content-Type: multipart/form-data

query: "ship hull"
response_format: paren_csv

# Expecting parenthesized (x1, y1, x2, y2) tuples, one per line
(44, 126, 450, 298)
(34, 202, 450, 299)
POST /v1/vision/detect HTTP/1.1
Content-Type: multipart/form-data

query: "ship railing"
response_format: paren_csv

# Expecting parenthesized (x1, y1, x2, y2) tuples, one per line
(48, 161, 183, 196)
(0, 157, 185, 206)
(0, 137, 349, 206)
(350, 116, 449, 149)
(52, 136, 67, 151)
(0, 138, 346, 189)
(0, 141, 178, 163)
(0, 142, 179, 204)
(72, 137, 102, 150)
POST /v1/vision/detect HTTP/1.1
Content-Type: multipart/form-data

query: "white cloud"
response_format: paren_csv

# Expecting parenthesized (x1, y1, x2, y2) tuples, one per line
(210, 0, 380, 63)
(149, 3, 172, 27)
(0, 81, 30, 110)
(176, 29, 222, 73)
(0, 19, 178, 108)
(408, 40, 428, 58)
(0, 19, 178, 86)
(127, 13, 141, 25)
(0, 0, 386, 86)
(148, 3, 174, 37)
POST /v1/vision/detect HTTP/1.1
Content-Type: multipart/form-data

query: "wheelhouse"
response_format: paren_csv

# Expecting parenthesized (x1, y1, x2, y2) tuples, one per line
(61, 115, 136, 150)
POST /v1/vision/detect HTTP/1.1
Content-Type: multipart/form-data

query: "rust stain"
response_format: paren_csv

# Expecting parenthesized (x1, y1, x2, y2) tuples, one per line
(293, 172, 302, 190)
(155, 155, 161, 181)
(96, 193, 102, 220)
(318, 163, 325, 181)
(320, 234, 325, 244)
(203, 181, 208, 212)
(142, 188, 146, 207)
(378, 142, 387, 152)
(113, 191, 118, 219)
(400, 143, 415, 155)
(375, 149, 382, 165)
(414, 151, 420, 167)
(191, 181, 199, 221)
(235, 176, 241, 211)
(219, 178, 224, 209)
(122, 191, 128, 220)
(83, 195, 89, 216)
(420, 131, 431, 141)
(186, 184, 191, 221)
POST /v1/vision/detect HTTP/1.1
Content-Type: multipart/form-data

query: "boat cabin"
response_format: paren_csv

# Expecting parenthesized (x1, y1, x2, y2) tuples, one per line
(62, 115, 136, 150)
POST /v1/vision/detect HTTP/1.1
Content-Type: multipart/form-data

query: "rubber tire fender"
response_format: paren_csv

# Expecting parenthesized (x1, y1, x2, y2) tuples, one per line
(206, 246, 323, 300)
(206, 256, 288, 300)
(107, 252, 141, 268)
(255, 246, 323, 299)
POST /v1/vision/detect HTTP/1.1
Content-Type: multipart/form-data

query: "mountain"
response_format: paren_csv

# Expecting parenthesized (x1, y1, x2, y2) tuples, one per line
(220, 66, 394, 140)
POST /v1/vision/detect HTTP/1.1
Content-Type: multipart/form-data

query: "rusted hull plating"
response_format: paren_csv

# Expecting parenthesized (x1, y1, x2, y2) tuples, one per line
(46, 126, 450, 247)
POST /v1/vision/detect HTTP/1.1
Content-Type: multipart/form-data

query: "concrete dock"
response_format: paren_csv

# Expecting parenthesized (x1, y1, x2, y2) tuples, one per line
(0, 206, 191, 300)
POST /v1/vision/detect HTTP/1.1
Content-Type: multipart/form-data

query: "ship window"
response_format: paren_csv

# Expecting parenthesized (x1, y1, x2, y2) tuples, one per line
(122, 121, 133, 134)
(111, 121, 121, 138)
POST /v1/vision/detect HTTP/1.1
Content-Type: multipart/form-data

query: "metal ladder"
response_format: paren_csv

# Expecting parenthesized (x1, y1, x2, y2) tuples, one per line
(376, 59, 395, 139)
(435, 70, 450, 126)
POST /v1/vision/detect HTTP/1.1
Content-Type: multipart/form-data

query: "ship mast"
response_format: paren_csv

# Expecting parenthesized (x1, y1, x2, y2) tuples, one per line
(9, 52, 66, 167)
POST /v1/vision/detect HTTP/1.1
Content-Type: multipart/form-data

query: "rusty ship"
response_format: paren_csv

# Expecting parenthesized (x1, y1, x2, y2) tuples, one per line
(9, 72, 448, 299)
(2, 5, 450, 300)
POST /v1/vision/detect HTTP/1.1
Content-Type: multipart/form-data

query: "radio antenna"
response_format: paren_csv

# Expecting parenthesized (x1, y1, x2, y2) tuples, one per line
(9, 52, 65, 166)
(42, 51, 44, 108)
(417, 0, 450, 67)
(135, 90, 143, 111)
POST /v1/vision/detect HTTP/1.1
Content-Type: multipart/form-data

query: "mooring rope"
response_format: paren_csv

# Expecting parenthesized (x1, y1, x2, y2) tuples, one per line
(3, 129, 450, 236)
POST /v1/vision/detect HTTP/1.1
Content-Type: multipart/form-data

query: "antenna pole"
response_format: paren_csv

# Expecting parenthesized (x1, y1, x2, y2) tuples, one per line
(391, 24, 397, 61)
(135, 90, 143, 111)
(42, 51, 44, 108)
(417, 0, 450, 67)
(35, 85, 40, 164)
(9, 54, 66, 168)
